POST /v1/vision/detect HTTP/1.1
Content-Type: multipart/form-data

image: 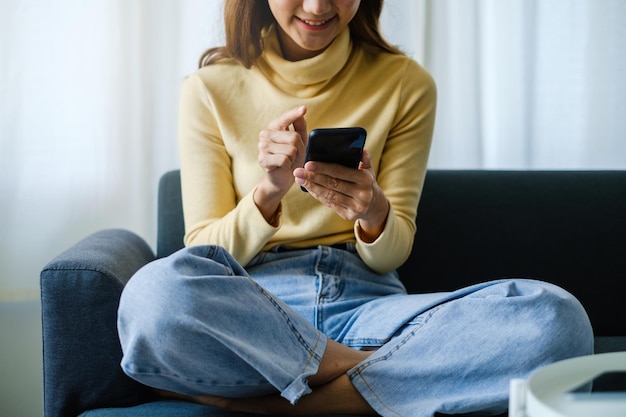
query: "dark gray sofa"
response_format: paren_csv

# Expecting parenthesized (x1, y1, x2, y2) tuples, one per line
(40, 169, 626, 417)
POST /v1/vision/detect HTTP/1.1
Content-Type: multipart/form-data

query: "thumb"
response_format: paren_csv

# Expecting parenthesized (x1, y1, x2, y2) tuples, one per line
(359, 148, 372, 170)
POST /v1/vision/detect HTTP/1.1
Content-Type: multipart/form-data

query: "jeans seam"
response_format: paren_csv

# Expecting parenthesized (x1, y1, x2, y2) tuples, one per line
(251, 278, 324, 361)
(350, 366, 404, 417)
(299, 331, 323, 374)
(347, 304, 445, 416)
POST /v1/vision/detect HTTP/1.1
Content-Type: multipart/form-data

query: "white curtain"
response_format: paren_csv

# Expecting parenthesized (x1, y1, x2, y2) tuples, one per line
(0, 0, 224, 300)
(410, 0, 626, 169)
(1, 0, 625, 300)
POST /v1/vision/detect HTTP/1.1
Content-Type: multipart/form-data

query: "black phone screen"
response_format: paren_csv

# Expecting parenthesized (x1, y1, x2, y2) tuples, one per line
(304, 127, 367, 169)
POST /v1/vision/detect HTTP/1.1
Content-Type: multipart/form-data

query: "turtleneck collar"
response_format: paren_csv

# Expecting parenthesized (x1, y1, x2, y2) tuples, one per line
(255, 24, 353, 98)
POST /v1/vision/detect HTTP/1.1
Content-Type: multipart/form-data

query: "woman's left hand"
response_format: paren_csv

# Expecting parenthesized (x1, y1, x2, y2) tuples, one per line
(293, 150, 389, 242)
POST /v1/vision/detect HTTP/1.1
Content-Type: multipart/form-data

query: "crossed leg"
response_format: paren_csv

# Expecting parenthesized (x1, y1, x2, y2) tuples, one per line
(159, 339, 376, 415)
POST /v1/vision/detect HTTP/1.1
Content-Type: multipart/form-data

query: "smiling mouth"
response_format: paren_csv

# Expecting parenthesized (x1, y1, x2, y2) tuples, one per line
(297, 16, 336, 27)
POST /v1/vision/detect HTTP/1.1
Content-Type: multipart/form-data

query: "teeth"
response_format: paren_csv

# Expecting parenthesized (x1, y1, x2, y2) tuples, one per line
(303, 19, 329, 26)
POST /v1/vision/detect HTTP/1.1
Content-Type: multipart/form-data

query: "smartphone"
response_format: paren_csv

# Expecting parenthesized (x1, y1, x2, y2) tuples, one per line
(566, 370, 626, 399)
(301, 127, 367, 191)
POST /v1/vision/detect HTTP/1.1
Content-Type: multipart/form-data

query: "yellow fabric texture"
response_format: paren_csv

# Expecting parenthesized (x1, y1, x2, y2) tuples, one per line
(178, 25, 436, 273)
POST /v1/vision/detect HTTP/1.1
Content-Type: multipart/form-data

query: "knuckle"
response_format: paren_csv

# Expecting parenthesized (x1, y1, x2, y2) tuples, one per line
(279, 155, 292, 166)
(258, 130, 270, 141)
(286, 146, 297, 161)
(325, 189, 337, 202)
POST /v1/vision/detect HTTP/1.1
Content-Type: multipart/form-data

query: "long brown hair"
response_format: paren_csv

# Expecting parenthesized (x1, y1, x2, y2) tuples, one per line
(199, 0, 402, 69)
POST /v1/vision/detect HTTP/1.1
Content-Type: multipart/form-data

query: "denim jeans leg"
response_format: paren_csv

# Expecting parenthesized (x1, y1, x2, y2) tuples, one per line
(346, 279, 594, 417)
(117, 245, 327, 404)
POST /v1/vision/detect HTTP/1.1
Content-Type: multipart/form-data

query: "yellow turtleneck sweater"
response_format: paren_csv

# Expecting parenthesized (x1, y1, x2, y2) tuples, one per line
(178, 26, 436, 274)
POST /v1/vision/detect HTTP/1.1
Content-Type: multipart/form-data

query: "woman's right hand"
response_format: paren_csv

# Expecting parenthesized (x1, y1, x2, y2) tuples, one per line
(254, 105, 308, 224)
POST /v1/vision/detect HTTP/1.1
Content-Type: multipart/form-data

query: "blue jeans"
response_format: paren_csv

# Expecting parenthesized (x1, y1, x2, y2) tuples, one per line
(117, 245, 593, 417)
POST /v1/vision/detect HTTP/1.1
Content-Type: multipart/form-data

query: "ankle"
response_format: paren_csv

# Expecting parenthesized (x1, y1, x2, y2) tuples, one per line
(308, 341, 373, 386)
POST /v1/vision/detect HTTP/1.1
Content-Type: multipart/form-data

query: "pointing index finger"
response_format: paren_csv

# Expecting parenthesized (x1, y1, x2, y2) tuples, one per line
(269, 105, 308, 131)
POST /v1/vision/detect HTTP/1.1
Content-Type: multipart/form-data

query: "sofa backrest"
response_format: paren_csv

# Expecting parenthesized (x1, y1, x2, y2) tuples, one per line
(398, 170, 626, 337)
(158, 169, 626, 337)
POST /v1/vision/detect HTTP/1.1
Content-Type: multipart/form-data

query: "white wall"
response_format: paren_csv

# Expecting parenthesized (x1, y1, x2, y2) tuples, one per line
(0, 302, 42, 417)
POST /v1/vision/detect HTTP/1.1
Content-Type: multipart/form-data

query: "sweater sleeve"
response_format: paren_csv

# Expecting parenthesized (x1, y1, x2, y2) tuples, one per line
(178, 72, 278, 266)
(355, 60, 437, 274)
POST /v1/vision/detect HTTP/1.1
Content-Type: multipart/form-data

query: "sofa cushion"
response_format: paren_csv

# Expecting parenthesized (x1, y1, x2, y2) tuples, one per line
(78, 400, 231, 417)
(77, 400, 346, 417)
(77, 400, 507, 417)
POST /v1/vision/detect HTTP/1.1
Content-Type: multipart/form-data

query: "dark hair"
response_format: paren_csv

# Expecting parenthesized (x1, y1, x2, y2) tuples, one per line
(199, 0, 402, 68)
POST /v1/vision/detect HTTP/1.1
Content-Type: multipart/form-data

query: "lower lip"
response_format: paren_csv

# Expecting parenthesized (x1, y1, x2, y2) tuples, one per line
(297, 16, 336, 32)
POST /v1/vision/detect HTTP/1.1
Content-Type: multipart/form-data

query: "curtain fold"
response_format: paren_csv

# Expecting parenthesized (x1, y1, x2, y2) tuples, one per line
(422, 0, 626, 169)
(0, 0, 223, 300)
(1, 0, 625, 297)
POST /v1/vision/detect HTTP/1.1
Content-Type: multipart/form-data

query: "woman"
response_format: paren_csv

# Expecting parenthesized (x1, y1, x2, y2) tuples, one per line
(117, 1, 593, 416)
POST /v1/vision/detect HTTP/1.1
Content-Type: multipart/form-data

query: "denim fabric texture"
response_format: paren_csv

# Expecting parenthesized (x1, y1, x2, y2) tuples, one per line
(118, 244, 593, 417)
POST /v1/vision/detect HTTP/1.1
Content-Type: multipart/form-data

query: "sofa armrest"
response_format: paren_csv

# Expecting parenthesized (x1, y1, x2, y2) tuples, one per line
(40, 229, 156, 417)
